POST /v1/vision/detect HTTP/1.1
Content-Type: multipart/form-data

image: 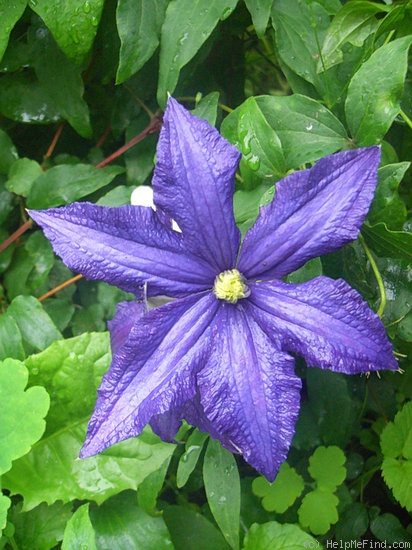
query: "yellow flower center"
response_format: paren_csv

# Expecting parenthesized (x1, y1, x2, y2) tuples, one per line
(213, 269, 250, 304)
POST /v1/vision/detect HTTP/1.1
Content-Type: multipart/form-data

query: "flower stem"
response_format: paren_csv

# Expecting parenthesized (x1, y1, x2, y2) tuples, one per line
(359, 233, 386, 318)
(399, 108, 412, 131)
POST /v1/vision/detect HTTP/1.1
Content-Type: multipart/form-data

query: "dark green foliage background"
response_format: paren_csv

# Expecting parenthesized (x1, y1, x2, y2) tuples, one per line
(0, 0, 411, 547)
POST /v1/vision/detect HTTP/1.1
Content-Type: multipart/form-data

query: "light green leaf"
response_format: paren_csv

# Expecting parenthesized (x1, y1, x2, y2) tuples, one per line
(0, 494, 10, 532)
(0, 359, 49, 476)
(3, 424, 176, 511)
(244, 0, 273, 37)
(11, 501, 72, 550)
(345, 36, 412, 145)
(0, 0, 26, 63)
(319, 1, 385, 71)
(233, 185, 272, 235)
(116, 0, 168, 83)
(27, 164, 124, 209)
(157, 0, 239, 106)
(362, 223, 412, 262)
(252, 463, 304, 513)
(7, 296, 62, 354)
(62, 504, 97, 550)
(298, 490, 339, 535)
(287, 257, 323, 284)
(243, 521, 320, 550)
(137, 456, 171, 514)
(308, 446, 346, 491)
(0, 312, 24, 361)
(90, 491, 173, 550)
(25, 332, 111, 434)
(163, 505, 229, 550)
(176, 429, 209, 488)
(203, 439, 240, 550)
(29, 0, 105, 66)
(6, 158, 43, 198)
(381, 401, 412, 511)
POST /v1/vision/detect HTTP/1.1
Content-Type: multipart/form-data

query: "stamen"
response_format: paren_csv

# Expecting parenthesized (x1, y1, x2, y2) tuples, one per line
(213, 269, 250, 304)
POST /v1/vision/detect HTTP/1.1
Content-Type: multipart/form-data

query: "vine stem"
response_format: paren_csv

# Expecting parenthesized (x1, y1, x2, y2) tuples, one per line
(41, 121, 65, 169)
(0, 220, 32, 254)
(359, 233, 387, 318)
(38, 274, 83, 302)
(95, 113, 162, 169)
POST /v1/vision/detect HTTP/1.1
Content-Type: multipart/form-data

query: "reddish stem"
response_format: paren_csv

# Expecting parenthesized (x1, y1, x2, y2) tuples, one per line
(95, 126, 112, 149)
(42, 121, 65, 168)
(38, 273, 83, 302)
(95, 114, 163, 169)
(0, 220, 32, 254)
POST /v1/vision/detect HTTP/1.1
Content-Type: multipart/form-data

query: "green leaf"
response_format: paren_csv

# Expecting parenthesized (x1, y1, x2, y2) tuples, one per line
(62, 504, 97, 550)
(176, 429, 209, 488)
(298, 490, 339, 535)
(233, 185, 272, 235)
(308, 446, 346, 491)
(29, 25, 92, 138)
(0, 494, 10, 532)
(203, 439, 240, 550)
(244, 0, 273, 37)
(222, 95, 348, 170)
(30, 0, 105, 66)
(0, 359, 49, 476)
(25, 332, 111, 434)
(4, 334, 175, 510)
(243, 521, 319, 550)
(0, 130, 18, 175)
(137, 456, 171, 514)
(367, 162, 409, 230)
(116, 0, 168, 83)
(163, 505, 229, 550)
(4, 231, 56, 299)
(3, 424, 176, 511)
(345, 36, 412, 145)
(90, 491, 173, 550)
(334, 503, 369, 542)
(287, 257, 323, 284)
(0, 313, 24, 361)
(252, 463, 304, 513)
(381, 401, 412, 511)
(362, 223, 412, 262)
(237, 96, 286, 180)
(6, 158, 43, 198)
(157, 0, 239, 106)
(272, 0, 330, 89)
(7, 296, 62, 354)
(191, 92, 220, 126)
(27, 164, 124, 209)
(319, 1, 385, 71)
(370, 513, 412, 544)
(306, 368, 357, 447)
(0, 0, 26, 63)
(11, 501, 72, 550)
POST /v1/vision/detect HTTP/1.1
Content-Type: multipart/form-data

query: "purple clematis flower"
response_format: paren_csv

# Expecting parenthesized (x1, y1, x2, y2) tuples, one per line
(29, 98, 398, 481)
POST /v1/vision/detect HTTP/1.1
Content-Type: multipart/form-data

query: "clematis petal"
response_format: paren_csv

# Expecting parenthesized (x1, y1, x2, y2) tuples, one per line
(238, 147, 381, 279)
(29, 202, 215, 297)
(80, 292, 220, 458)
(153, 97, 241, 271)
(247, 278, 398, 374)
(108, 299, 146, 357)
(197, 304, 302, 481)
